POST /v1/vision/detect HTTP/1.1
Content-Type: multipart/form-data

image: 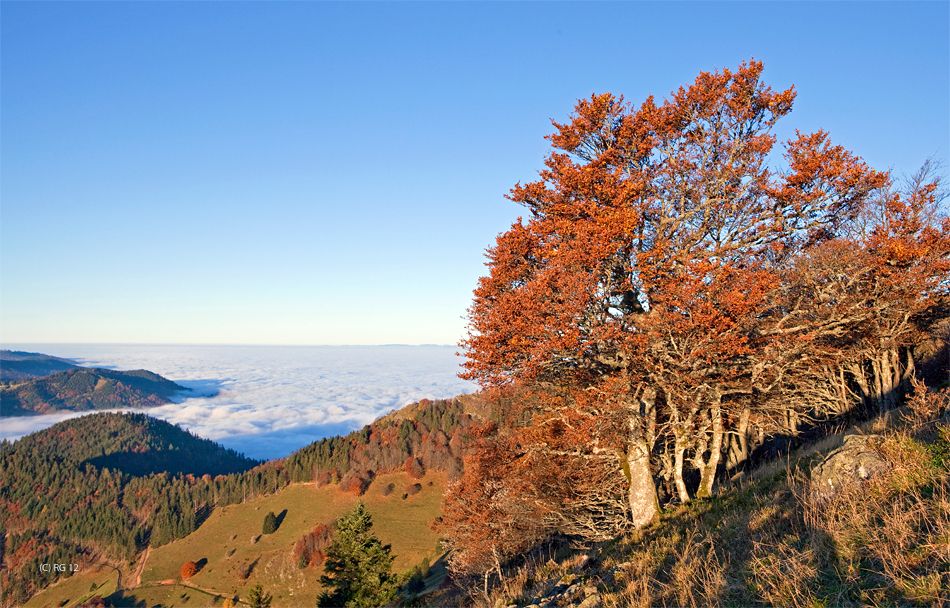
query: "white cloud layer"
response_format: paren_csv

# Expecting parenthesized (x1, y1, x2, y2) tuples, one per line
(0, 344, 476, 460)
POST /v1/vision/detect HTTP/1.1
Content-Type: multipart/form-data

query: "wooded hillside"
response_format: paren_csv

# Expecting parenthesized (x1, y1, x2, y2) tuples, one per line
(0, 367, 186, 416)
(0, 395, 488, 606)
(0, 350, 80, 381)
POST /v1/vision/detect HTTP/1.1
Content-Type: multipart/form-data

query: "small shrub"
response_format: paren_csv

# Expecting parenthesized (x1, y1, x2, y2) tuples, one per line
(237, 563, 251, 581)
(180, 561, 199, 579)
(405, 457, 425, 479)
(293, 522, 335, 567)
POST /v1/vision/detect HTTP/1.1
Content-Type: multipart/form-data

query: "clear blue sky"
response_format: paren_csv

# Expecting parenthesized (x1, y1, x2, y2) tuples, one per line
(2, 2, 947, 346)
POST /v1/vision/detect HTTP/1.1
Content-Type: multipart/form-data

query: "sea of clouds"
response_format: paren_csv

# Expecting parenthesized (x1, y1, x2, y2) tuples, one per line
(0, 344, 476, 460)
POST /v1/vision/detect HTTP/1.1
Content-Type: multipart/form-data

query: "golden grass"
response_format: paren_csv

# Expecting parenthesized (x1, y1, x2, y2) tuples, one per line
(23, 566, 118, 608)
(138, 471, 445, 608)
(109, 582, 231, 607)
(470, 415, 950, 608)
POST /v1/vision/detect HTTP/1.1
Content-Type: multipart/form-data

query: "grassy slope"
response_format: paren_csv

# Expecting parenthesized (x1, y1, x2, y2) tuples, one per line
(453, 409, 950, 608)
(131, 471, 445, 608)
(22, 566, 119, 608)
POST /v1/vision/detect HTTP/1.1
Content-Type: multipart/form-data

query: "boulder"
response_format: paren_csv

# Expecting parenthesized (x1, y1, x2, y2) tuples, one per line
(577, 595, 602, 608)
(810, 434, 889, 501)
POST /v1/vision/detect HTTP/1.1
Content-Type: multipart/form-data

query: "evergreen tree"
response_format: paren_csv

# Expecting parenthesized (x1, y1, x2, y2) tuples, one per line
(262, 511, 278, 534)
(245, 583, 272, 608)
(318, 502, 396, 608)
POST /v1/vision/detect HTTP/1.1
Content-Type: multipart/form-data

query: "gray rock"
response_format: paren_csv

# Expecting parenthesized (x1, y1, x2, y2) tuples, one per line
(811, 434, 889, 501)
(577, 595, 601, 608)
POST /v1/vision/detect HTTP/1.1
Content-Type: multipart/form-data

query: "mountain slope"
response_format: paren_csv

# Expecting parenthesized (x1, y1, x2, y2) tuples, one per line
(0, 413, 261, 607)
(0, 395, 488, 607)
(0, 350, 80, 381)
(12, 411, 261, 477)
(0, 367, 186, 416)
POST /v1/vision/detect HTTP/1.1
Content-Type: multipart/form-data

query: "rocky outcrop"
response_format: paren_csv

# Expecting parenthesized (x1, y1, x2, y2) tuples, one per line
(810, 434, 889, 501)
(502, 556, 603, 608)
(504, 579, 601, 608)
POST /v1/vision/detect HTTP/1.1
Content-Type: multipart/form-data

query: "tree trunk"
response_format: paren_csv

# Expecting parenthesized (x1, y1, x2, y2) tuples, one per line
(627, 390, 660, 528)
(787, 408, 800, 436)
(849, 362, 870, 409)
(673, 436, 690, 504)
(901, 347, 916, 385)
(696, 396, 723, 499)
(727, 407, 750, 470)
(627, 436, 660, 528)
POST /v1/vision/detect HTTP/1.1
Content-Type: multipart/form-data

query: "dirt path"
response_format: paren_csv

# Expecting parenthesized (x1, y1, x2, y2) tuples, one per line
(129, 546, 150, 589)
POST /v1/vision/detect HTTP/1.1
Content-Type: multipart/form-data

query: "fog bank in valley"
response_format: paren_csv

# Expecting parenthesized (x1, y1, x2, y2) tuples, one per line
(0, 344, 476, 460)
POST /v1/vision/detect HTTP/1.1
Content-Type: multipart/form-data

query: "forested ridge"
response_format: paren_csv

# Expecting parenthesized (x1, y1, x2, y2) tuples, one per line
(0, 367, 186, 416)
(0, 350, 80, 381)
(0, 395, 486, 606)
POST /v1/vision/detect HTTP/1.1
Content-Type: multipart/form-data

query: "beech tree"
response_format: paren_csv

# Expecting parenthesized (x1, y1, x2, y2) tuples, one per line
(460, 60, 888, 526)
(437, 424, 548, 600)
(180, 561, 198, 579)
(772, 160, 950, 420)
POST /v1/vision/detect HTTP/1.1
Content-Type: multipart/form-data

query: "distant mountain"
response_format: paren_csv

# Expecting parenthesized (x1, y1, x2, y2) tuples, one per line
(0, 349, 81, 381)
(0, 367, 186, 416)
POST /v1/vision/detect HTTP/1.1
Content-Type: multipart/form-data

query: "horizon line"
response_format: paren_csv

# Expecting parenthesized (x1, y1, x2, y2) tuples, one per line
(1, 342, 461, 348)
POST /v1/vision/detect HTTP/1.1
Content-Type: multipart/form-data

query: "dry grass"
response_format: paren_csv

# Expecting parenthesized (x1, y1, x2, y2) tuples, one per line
(22, 566, 119, 608)
(794, 424, 950, 606)
(141, 471, 446, 608)
(465, 413, 950, 608)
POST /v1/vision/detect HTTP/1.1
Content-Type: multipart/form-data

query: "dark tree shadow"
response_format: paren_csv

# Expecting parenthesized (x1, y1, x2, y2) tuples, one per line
(103, 589, 147, 607)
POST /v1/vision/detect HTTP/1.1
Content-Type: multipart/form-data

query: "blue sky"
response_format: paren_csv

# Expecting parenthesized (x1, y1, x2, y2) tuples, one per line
(2, 2, 948, 346)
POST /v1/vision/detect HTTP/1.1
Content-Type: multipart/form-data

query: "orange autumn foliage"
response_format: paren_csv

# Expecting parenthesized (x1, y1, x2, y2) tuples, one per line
(180, 561, 198, 579)
(444, 59, 949, 590)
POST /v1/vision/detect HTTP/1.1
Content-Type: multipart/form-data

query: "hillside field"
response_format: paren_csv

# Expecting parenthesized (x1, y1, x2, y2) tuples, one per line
(22, 566, 119, 608)
(133, 470, 446, 607)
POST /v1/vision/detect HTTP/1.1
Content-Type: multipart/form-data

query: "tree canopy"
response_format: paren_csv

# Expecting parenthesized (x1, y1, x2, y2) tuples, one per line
(246, 583, 272, 608)
(446, 59, 949, 585)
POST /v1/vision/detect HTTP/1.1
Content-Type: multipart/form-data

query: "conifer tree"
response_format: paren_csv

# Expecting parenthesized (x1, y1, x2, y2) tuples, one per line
(245, 583, 272, 608)
(318, 502, 396, 608)
(262, 511, 278, 534)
